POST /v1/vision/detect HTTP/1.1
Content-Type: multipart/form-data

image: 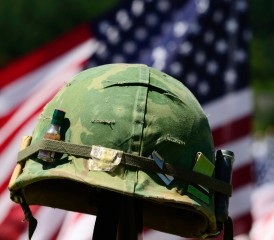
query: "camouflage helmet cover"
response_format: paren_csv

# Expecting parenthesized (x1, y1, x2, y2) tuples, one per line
(10, 64, 228, 238)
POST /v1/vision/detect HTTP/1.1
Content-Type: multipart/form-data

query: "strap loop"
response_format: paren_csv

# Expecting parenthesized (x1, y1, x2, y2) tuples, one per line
(17, 139, 232, 196)
(223, 216, 234, 240)
(18, 194, 37, 240)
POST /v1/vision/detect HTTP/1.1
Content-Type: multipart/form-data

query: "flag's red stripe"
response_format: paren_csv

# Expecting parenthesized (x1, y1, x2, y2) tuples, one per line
(233, 211, 253, 236)
(232, 161, 254, 189)
(202, 212, 252, 240)
(0, 24, 92, 89)
(212, 115, 252, 147)
(0, 205, 40, 240)
(0, 111, 14, 128)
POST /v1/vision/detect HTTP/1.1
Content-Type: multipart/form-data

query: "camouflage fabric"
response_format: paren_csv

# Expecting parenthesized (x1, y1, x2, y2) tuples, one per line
(9, 64, 218, 238)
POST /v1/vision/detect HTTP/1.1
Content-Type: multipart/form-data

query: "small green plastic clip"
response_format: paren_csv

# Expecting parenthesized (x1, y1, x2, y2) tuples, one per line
(187, 152, 214, 204)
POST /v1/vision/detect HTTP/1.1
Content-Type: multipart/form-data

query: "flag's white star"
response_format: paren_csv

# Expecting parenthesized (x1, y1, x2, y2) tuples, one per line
(236, 0, 248, 12)
(116, 10, 132, 30)
(157, 0, 170, 12)
(179, 41, 193, 55)
(226, 18, 238, 34)
(216, 39, 227, 54)
(131, 0, 145, 17)
(195, 51, 206, 65)
(152, 47, 167, 61)
(96, 42, 109, 59)
(146, 13, 159, 27)
(224, 69, 237, 86)
(198, 81, 210, 95)
(173, 21, 189, 38)
(106, 26, 120, 44)
(195, 0, 209, 14)
(234, 49, 247, 63)
(186, 72, 198, 87)
(123, 41, 137, 54)
(99, 21, 110, 34)
(206, 60, 218, 74)
(170, 62, 183, 76)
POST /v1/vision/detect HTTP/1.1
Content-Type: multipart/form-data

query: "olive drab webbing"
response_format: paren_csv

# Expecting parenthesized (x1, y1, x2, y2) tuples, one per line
(17, 139, 232, 197)
(9, 64, 235, 239)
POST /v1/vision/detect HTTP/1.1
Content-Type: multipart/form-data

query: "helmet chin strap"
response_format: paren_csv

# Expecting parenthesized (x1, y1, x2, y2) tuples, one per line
(223, 217, 234, 240)
(92, 190, 121, 240)
(93, 190, 143, 240)
(18, 193, 37, 240)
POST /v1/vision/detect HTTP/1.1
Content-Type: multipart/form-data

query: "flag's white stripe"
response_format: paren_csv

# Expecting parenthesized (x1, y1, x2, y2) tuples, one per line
(229, 183, 253, 219)
(0, 189, 14, 224)
(0, 114, 38, 189)
(204, 88, 253, 129)
(234, 234, 250, 240)
(0, 39, 97, 118)
(263, 220, 274, 240)
(250, 212, 274, 240)
(250, 183, 274, 220)
(18, 208, 67, 240)
(56, 213, 96, 240)
(217, 135, 252, 169)
(56, 212, 81, 240)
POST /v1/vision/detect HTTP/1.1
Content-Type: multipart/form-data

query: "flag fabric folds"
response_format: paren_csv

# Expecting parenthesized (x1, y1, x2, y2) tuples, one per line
(0, 0, 252, 239)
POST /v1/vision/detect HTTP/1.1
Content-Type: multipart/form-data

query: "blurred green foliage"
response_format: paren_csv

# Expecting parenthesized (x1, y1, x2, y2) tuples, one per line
(0, 0, 120, 66)
(250, 0, 274, 131)
(0, 0, 273, 131)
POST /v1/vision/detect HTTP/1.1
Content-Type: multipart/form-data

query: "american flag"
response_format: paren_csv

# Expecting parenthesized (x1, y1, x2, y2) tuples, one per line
(0, 0, 253, 239)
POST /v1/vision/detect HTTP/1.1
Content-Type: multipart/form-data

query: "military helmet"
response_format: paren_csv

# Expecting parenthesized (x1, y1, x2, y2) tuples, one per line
(9, 64, 233, 239)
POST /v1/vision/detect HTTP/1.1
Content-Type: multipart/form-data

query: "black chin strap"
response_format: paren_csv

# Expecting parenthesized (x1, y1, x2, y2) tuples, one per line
(18, 194, 37, 240)
(93, 190, 143, 240)
(223, 217, 234, 240)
